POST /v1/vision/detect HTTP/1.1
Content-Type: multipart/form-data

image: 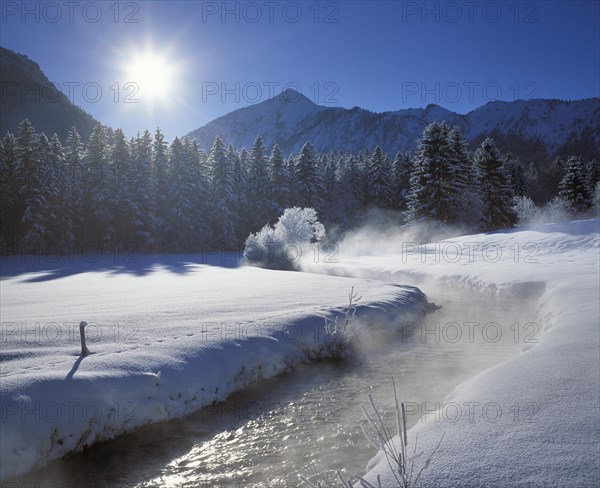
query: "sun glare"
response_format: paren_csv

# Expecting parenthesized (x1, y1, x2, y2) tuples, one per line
(123, 48, 178, 103)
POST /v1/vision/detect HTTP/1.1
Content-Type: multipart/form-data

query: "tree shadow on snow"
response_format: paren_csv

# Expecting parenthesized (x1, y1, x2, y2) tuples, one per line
(0, 251, 244, 282)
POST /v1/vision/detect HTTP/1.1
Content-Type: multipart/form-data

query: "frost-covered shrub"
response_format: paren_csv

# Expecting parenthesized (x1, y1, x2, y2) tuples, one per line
(243, 207, 325, 269)
(513, 196, 572, 225)
(593, 182, 600, 213)
(542, 196, 571, 223)
(274, 206, 325, 245)
(243, 225, 276, 264)
(513, 196, 539, 224)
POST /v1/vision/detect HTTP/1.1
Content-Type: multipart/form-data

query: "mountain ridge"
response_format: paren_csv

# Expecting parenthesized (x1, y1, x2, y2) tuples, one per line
(187, 90, 600, 161)
(0, 46, 99, 141)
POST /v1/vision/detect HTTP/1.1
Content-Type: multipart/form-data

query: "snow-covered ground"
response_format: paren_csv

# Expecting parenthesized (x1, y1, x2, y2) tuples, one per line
(2, 219, 598, 485)
(0, 253, 429, 480)
(302, 218, 600, 487)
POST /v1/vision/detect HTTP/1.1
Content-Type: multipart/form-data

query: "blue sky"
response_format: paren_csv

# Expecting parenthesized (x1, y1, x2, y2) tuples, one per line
(1, 0, 598, 140)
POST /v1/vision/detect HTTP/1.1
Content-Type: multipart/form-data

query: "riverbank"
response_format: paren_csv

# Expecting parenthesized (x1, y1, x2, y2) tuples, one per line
(0, 255, 429, 479)
(302, 218, 600, 487)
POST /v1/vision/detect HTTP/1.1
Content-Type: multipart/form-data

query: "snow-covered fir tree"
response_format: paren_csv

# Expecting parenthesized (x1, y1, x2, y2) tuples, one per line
(367, 145, 393, 209)
(286, 153, 297, 205)
(584, 158, 599, 197)
(321, 154, 337, 221)
(391, 151, 412, 210)
(83, 123, 114, 245)
(332, 154, 360, 225)
(151, 128, 170, 250)
(228, 144, 248, 242)
(19, 132, 58, 249)
(64, 128, 84, 244)
(503, 153, 527, 198)
(167, 137, 200, 250)
(49, 133, 71, 245)
(559, 156, 592, 212)
(13, 119, 38, 243)
(358, 150, 370, 209)
(0, 133, 17, 244)
(209, 136, 238, 247)
(247, 136, 271, 229)
(524, 162, 540, 199)
(474, 137, 517, 230)
(294, 141, 323, 213)
(347, 155, 364, 210)
(128, 130, 154, 248)
(447, 126, 481, 225)
(406, 121, 461, 223)
(111, 128, 131, 243)
(269, 144, 289, 216)
(236, 147, 253, 238)
(186, 137, 212, 246)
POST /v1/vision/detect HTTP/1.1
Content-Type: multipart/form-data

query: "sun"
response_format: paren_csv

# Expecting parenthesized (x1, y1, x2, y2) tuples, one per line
(122, 48, 178, 103)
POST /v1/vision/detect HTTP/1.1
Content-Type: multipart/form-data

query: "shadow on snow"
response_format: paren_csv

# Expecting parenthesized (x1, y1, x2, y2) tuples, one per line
(0, 252, 244, 282)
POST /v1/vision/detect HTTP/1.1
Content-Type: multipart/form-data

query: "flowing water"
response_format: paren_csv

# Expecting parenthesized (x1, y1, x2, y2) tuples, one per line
(14, 284, 540, 487)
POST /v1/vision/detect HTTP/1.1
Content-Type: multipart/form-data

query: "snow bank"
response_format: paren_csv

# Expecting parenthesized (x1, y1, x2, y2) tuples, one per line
(302, 219, 600, 487)
(0, 254, 428, 479)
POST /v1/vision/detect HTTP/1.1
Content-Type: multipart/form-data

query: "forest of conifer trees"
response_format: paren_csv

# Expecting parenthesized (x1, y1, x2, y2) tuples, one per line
(0, 118, 598, 255)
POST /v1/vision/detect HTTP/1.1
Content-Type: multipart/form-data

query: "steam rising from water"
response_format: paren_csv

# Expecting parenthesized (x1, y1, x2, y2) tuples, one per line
(326, 211, 476, 259)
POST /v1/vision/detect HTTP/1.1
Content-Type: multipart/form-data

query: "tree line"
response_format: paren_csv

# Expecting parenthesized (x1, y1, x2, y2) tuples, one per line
(0, 119, 597, 254)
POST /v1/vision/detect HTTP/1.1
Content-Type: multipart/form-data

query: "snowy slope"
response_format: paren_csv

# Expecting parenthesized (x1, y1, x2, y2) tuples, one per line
(186, 88, 335, 152)
(187, 91, 600, 157)
(463, 98, 600, 152)
(301, 219, 600, 487)
(0, 46, 98, 141)
(0, 254, 429, 479)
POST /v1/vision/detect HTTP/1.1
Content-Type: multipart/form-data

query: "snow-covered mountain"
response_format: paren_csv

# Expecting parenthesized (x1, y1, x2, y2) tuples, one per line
(187, 89, 599, 160)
